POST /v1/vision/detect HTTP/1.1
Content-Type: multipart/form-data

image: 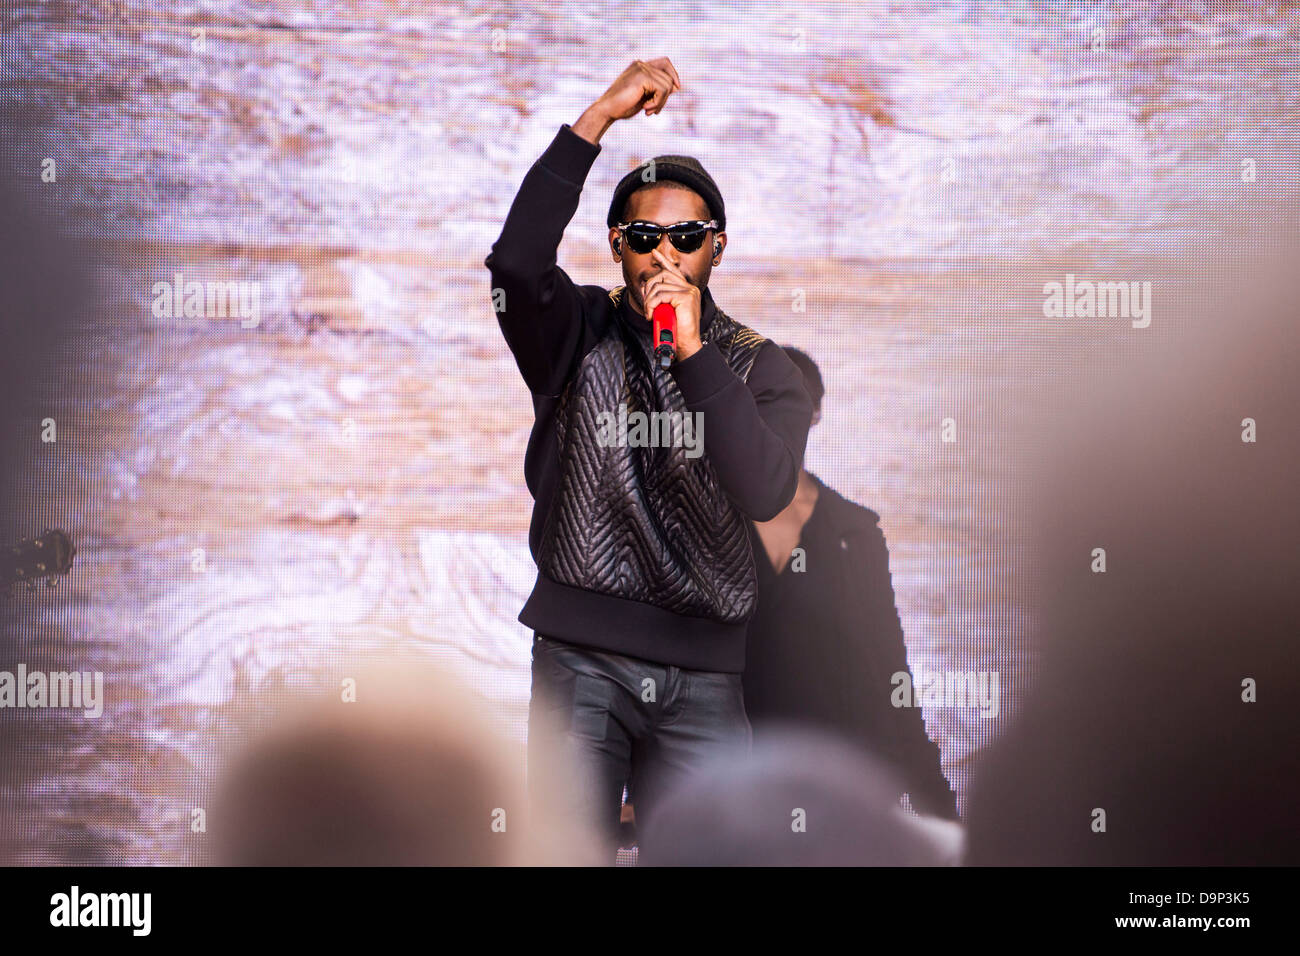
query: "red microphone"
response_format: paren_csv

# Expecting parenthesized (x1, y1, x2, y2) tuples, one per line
(652, 302, 677, 368)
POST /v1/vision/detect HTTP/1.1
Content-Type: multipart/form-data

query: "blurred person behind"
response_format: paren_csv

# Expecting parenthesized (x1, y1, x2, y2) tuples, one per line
(741, 347, 958, 820)
(0, 117, 93, 863)
(212, 660, 602, 866)
(637, 726, 959, 866)
(964, 215, 1300, 865)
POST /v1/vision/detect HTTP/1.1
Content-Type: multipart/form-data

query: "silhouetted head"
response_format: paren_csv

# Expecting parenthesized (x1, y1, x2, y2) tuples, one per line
(964, 217, 1300, 865)
(638, 727, 954, 866)
(212, 662, 601, 866)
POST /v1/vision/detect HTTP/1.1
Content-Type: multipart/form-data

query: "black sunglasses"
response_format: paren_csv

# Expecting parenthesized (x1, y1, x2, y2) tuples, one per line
(616, 219, 719, 255)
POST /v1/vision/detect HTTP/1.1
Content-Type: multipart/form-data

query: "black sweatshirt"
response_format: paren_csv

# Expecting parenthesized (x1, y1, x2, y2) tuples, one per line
(484, 123, 813, 672)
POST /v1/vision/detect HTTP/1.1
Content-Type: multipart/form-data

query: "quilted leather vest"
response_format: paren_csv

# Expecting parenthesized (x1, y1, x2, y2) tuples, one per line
(536, 285, 768, 623)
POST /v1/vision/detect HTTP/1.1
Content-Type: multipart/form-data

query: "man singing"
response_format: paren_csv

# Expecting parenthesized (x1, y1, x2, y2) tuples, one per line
(484, 58, 813, 855)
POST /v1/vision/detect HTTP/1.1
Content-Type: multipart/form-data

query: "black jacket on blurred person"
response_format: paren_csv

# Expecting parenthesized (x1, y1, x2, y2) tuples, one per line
(743, 473, 960, 820)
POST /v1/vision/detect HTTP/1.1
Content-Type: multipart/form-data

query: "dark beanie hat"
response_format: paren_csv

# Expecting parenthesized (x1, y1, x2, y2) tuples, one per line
(607, 154, 725, 231)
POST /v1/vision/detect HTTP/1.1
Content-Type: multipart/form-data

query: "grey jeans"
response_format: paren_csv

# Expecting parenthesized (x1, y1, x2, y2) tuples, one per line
(526, 633, 752, 857)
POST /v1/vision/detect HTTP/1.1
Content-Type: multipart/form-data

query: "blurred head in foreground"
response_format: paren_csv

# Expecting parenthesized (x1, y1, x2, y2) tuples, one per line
(0, 121, 93, 863)
(213, 661, 601, 866)
(638, 727, 957, 866)
(0, 187, 87, 526)
(964, 217, 1300, 865)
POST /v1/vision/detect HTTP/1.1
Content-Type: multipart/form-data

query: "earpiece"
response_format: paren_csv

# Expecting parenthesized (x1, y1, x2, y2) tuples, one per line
(613, 237, 621, 254)
(713, 241, 721, 257)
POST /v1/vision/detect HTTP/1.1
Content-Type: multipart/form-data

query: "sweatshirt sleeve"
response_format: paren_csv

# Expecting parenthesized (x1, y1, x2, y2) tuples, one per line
(484, 123, 604, 397)
(669, 339, 813, 521)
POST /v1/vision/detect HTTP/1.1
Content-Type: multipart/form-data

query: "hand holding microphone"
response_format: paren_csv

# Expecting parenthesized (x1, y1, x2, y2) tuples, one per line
(643, 248, 702, 366)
